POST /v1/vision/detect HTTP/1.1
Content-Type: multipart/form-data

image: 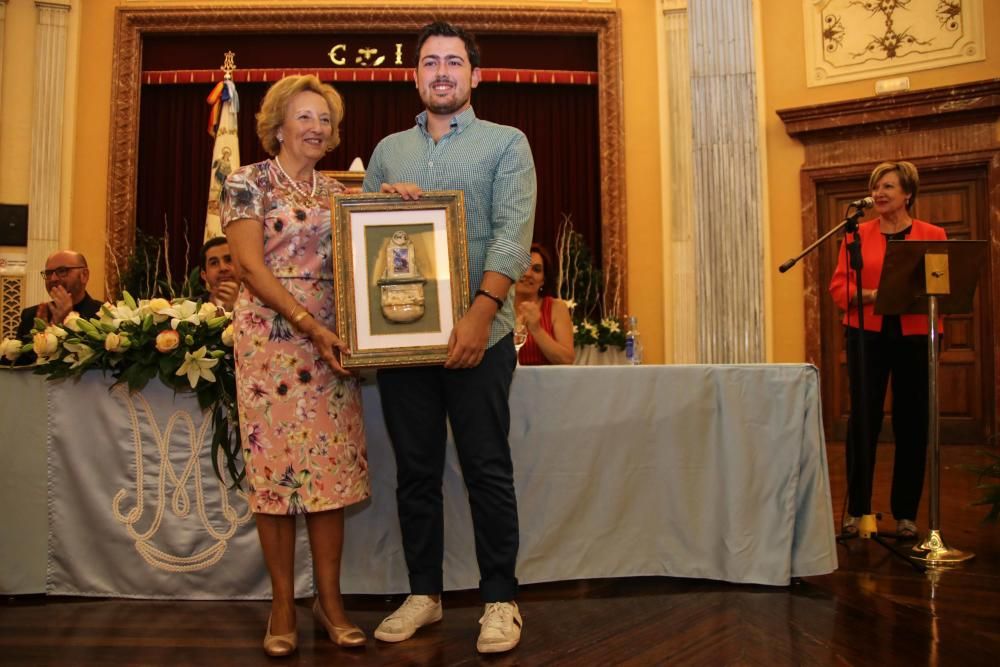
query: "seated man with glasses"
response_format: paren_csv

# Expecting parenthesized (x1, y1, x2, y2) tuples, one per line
(12, 250, 102, 365)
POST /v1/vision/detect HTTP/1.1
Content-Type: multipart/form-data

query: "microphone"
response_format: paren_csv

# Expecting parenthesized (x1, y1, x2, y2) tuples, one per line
(849, 196, 874, 209)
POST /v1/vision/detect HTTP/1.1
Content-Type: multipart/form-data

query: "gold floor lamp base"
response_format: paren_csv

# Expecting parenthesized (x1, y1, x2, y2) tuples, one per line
(910, 529, 975, 567)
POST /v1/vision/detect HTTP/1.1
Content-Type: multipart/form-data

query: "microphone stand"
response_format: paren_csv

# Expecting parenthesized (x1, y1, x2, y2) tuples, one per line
(779, 203, 925, 573)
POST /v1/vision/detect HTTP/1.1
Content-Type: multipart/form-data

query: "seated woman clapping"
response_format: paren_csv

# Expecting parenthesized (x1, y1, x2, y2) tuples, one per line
(514, 243, 575, 365)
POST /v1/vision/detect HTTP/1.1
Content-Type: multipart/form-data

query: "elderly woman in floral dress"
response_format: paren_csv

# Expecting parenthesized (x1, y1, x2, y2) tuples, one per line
(221, 75, 369, 657)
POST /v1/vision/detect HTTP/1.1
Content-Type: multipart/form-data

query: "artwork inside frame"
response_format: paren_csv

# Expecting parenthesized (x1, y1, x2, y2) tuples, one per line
(331, 191, 469, 368)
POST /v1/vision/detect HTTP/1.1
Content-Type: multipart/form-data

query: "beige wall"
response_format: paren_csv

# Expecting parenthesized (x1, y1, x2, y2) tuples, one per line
(760, 0, 1000, 362)
(0, 0, 38, 261)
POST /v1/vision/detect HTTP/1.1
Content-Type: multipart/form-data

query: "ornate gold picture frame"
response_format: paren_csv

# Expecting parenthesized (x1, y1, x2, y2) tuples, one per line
(322, 170, 365, 191)
(331, 192, 469, 368)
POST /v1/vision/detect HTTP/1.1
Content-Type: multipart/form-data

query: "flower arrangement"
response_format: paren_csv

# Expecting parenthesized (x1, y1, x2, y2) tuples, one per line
(1, 291, 243, 486)
(572, 316, 626, 351)
(554, 215, 627, 351)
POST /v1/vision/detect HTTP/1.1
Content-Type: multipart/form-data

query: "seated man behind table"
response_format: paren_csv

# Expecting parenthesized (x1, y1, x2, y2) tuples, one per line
(14, 250, 102, 365)
(199, 236, 238, 311)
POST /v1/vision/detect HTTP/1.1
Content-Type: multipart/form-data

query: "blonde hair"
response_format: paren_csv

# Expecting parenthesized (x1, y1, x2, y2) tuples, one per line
(869, 161, 919, 211)
(255, 75, 343, 156)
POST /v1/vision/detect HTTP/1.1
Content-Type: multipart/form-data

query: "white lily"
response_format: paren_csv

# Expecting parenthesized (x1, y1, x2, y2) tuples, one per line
(563, 298, 577, 312)
(164, 300, 201, 329)
(47, 325, 69, 340)
(176, 345, 219, 389)
(62, 341, 96, 369)
(0, 338, 23, 361)
(601, 317, 621, 334)
(100, 302, 141, 329)
(62, 312, 83, 332)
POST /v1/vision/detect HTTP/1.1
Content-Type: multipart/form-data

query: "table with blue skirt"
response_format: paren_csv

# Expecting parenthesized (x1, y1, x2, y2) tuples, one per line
(0, 364, 837, 598)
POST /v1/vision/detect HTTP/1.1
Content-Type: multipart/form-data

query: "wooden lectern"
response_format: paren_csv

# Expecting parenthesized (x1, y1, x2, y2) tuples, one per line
(876, 239, 988, 567)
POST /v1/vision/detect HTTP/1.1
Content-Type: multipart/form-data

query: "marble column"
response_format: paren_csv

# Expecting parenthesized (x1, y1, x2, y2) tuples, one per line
(689, 0, 765, 363)
(25, 1, 71, 308)
(662, 0, 697, 363)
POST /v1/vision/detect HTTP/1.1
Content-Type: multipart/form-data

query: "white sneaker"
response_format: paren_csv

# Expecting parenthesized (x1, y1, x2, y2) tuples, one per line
(476, 601, 522, 654)
(373, 594, 443, 643)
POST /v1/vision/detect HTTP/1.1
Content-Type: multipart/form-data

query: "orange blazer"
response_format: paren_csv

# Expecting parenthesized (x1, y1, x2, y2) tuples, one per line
(828, 218, 946, 335)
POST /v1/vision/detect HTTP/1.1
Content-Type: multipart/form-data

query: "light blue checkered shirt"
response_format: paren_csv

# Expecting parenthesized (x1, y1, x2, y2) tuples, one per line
(363, 107, 537, 347)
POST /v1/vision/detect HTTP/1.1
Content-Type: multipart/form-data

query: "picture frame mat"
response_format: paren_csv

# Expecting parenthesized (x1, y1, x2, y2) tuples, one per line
(350, 208, 454, 351)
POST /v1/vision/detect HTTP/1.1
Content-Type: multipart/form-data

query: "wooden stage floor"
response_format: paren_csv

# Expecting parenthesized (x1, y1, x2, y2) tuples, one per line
(2, 443, 998, 666)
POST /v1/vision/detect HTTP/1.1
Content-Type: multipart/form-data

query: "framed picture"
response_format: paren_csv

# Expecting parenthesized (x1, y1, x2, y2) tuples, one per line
(322, 170, 365, 191)
(331, 191, 469, 368)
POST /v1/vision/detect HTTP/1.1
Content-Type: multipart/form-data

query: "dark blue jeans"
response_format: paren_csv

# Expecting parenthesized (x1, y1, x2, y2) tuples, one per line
(376, 335, 519, 602)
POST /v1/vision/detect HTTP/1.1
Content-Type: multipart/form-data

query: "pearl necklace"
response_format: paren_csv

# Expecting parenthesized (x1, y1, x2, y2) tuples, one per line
(273, 156, 317, 200)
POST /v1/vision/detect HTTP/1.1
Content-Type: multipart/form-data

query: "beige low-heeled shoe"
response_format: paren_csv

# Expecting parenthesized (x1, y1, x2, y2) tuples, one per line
(313, 598, 366, 647)
(263, 615, 298, 657)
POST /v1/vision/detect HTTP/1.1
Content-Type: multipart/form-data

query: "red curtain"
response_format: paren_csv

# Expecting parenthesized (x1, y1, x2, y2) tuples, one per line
(136, 81, 600, 279)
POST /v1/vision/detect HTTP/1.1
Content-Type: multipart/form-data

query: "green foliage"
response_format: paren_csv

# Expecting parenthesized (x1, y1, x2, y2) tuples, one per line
(963, 448, 1000, 523)
(556, 222, 626, 351)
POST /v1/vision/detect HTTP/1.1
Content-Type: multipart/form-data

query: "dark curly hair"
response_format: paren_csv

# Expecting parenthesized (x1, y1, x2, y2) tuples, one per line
(529, 243, 558, 298)
(415, 21, 481, 68)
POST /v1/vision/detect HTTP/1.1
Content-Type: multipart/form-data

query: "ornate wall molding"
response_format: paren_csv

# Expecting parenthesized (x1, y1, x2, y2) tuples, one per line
(778, 78, 1000, 164)
(105, 6, 626, 306)
(804, 0, 986, 87)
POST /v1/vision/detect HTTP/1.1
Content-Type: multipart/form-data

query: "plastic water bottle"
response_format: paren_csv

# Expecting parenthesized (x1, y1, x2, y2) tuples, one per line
(625, 316, 643, 365)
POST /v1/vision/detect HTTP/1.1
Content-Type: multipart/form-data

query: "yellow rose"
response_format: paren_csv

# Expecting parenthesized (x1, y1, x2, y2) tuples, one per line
(104, 332, 129, 353)
(221, 323, 234, 347)
(33, 331, 59, 358)
(155, 329, 181, 353)
(148, 298, 172, 323)
(198, 302, 220, 321)
(148, 298, 171, 313)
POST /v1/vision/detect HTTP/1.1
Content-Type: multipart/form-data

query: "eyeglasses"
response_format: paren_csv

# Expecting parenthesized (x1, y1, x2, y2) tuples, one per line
(40, 266, 85, 279)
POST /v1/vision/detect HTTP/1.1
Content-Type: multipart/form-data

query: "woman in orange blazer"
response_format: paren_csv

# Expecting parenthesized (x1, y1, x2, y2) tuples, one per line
(829, 160, 946, 540)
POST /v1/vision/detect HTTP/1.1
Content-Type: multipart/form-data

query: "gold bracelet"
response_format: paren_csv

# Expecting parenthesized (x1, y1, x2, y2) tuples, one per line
(290, 307, 310, 327)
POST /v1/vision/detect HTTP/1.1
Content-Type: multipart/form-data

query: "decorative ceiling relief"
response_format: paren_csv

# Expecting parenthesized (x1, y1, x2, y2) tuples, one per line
(804, 0, 985, 87)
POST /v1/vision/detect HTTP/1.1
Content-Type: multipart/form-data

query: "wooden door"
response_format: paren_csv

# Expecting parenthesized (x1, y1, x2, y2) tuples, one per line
(818, 165, 994, 444)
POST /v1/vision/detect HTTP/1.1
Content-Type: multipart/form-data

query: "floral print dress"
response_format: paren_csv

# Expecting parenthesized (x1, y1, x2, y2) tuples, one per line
(221, 160, 369, 515)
